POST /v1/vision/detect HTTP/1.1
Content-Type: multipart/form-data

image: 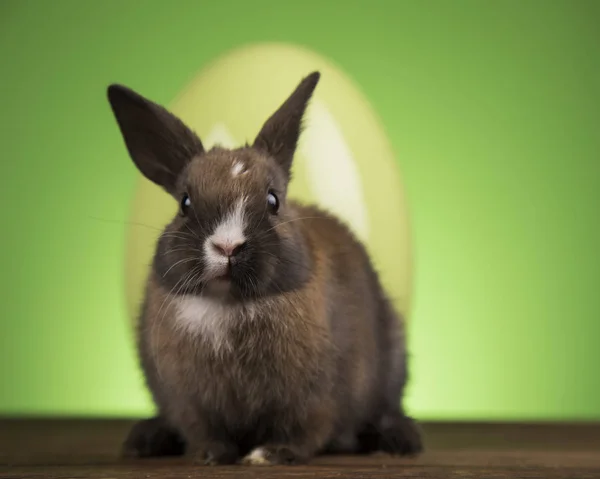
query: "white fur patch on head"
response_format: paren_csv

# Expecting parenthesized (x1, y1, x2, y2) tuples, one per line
(232, 161, 246, 177)
(203, 197, 247, 276)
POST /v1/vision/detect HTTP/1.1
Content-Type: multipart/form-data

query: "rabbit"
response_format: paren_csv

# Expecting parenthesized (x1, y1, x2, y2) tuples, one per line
(107, 71, 423, 466)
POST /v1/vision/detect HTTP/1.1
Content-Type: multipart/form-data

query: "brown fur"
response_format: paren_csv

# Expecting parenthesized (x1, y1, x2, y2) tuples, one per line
(109, 72, 423, 465)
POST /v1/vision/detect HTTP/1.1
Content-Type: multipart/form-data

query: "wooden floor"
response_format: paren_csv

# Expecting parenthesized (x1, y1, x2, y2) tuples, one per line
(1, 420, 599, 478)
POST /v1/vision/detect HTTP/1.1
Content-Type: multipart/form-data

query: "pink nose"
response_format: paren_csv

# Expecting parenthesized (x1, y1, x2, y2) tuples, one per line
(212, 240, 246, 258)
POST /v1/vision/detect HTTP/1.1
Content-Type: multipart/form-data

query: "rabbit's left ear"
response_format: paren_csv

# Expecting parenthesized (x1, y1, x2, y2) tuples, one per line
(253, 72, 320, 180)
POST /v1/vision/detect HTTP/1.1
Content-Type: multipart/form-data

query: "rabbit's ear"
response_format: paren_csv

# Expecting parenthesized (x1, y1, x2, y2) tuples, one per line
(107, 85, 204, 194)
(253, 72, 320, 180)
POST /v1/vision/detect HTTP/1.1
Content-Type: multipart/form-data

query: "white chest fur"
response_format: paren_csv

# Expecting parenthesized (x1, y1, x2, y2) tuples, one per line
(174, 295, 253, 351)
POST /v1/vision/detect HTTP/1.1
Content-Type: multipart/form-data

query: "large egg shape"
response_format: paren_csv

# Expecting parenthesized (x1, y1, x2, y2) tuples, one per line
(124, 43, 412, 327)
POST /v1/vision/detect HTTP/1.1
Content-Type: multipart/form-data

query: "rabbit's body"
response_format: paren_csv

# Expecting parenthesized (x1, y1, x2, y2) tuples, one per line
(108, 72, 422, 465)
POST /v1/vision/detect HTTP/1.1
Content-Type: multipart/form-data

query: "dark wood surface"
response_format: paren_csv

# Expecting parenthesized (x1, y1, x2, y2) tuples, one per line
(1, 419, 599, 478)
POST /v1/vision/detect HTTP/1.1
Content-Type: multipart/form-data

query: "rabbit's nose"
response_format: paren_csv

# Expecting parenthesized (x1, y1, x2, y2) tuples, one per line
(211, 240, 246, 258)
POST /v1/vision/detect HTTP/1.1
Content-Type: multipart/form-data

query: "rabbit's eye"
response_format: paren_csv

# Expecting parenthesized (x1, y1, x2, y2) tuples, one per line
(180, 194, 191, 216)
(267, 191, 279, 214)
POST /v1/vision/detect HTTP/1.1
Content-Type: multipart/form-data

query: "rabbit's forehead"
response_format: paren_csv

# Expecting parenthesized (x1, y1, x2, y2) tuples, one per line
(185, 148, 278, 211)
(191, 147, 267, 176)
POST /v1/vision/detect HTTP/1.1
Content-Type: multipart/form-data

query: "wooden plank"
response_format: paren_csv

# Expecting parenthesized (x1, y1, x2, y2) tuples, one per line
(1, 420, 599, 478)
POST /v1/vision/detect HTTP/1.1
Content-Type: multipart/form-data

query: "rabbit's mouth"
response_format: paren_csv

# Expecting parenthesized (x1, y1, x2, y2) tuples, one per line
(213, 259, 234, 281)
(214, 271, 232, 282)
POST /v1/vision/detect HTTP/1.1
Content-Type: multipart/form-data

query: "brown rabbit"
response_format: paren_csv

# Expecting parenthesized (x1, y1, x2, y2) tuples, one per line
(107, 72, 422, 466)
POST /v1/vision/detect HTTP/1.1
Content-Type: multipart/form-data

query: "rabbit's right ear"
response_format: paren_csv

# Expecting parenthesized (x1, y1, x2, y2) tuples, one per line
(107, 85, 204, 194)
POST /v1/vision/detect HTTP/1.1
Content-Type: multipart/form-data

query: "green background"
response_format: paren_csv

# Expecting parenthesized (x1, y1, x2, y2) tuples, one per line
(1, 0, 599, 421)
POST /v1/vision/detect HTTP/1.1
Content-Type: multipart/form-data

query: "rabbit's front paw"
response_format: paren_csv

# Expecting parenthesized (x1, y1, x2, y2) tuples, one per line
(242, 445, 306, 466)
(122, 417, 185, 458)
